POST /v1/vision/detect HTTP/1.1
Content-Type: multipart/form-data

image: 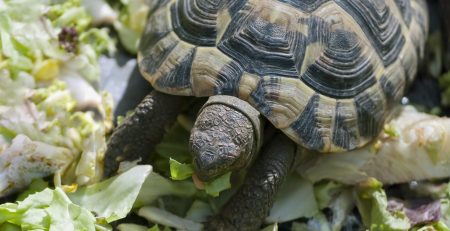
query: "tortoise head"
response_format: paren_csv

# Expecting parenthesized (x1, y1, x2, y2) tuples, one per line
(189, 96, 262, 181)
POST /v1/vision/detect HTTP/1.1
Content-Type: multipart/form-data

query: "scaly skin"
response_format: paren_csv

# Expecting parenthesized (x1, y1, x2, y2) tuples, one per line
(103, 91, 193, 177)
(190, 103, 256, 181)
(205, 132, 296, 231)
(105, 92, 294, 230)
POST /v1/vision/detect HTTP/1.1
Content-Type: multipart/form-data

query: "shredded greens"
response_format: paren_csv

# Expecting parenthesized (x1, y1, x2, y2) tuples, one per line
(0, 165, 151, 231)
(0, 0, 115, 196)
(3, 1, 450, 231)
(109, 0, 150, 54)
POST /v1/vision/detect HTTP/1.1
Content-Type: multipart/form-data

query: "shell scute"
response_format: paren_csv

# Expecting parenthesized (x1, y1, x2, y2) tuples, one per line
(289, 93, 325, 151)
(217, 2, 307, 77)
(334, 0, 406, 66)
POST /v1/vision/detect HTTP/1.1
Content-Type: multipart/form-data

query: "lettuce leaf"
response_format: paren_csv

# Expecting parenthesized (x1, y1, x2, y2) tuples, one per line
(0, 0, 115, 194)
(204, 172, 232, 197)
(68, 165, 152, 222)
(267, 174, 318, 223)
(297, 106, 450, 185)
(81, 0, 117, 25)
(0, 165, 151, 230)
(137, 206, 203, 231)
(134, 171, 197, 208)
(0, 135, 72, 196)
(117, 223, 149, 231)
(112, 0, 150, 53)
(169, 158, 194, 181)
(0, 187, 97, 231)
(355, 178, 411, 231)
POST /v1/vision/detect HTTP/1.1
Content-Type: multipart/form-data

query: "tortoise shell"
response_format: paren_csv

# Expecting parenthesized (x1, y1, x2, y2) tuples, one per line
(138, 0, 428, 152)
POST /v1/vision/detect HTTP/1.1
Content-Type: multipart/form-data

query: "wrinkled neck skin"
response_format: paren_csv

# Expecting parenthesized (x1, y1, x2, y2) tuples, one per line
(189, 96, 262, 181)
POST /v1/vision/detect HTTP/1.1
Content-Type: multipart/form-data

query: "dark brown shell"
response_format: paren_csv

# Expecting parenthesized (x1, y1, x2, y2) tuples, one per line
(138, 0, 428, 152)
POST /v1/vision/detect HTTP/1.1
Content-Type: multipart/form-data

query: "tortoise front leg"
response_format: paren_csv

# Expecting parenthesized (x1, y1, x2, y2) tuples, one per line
(206, 132, 296, 231)
(104, 91, 193, 177)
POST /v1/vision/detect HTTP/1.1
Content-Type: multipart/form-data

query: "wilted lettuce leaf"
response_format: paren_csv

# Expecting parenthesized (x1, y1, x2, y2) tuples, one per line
(185, 200, 214, 223)
(297, 106, 450, 185)
(0, 0, 115, 194)
(267, 174, 318, 223)
(16, 179, 49, 201)
(411, 222, 450, 231)
(112, 0, 150, 53)
(291, 212, 332, 231)
(0, 134, 72, 196)
(355, 178, 411, 231)
(328, 189, 354, 231)
(314, 181, 345, 210)
(435, 185, 450, 230)
(389, 199, 441, 226)
(137, 206, 203, 231)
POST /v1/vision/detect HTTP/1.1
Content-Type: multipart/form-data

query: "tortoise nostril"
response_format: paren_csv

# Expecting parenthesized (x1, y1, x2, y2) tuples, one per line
(193, 154, 216, 181)
(194, 150, 215, 170)
(192, 148, 236, 181)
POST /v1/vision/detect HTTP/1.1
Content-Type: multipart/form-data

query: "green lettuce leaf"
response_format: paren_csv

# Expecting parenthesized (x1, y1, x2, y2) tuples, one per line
(134, 172, 197, 208)
(185, 200, 214, 223)
(112, 0, 150, 53)
(68, 165, 152, 222)
(260, 223, 278, 231)
(0, 187, 97, 230)
(0, 165, 152, 230)
(291, 212, 332, 231)
(410, 221, 450, 231)
(116, 223, 149, 231)
(204, 172, 232, 197)
(0, 0, 115, 194)
(137, 206, 203, 231)
(314, 181, 345, 210)
(297, 106, 450, 185)
(355, 178, 411, 231)
(267, 174, 318, 223)
(169, 158, 194, 181)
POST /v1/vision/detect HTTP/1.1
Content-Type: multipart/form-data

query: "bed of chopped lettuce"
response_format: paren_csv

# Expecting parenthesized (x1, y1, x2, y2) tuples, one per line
(3, 0, 450, 231)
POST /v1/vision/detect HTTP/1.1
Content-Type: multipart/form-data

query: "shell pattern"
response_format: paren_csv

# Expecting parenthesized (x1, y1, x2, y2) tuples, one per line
(139, 0, 429, 152)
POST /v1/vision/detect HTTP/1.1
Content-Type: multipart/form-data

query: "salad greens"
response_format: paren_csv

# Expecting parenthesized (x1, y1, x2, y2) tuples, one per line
(356, 178, 411, 231)
(0, 165, 151, 231)
(0, 187, 98, 231)
(0, 0, 115, 196)
(296, 106, 450, 185)
(3, 0, 450, 231)
(109, 0, 150, 54)
(169, 158, 194, 181)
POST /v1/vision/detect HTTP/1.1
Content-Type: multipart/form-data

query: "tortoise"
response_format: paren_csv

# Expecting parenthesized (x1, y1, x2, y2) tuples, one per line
(104, 0, 428, 230)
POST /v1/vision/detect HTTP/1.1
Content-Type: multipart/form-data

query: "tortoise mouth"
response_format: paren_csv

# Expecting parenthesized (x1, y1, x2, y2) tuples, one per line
(191, 143, 239, 181)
